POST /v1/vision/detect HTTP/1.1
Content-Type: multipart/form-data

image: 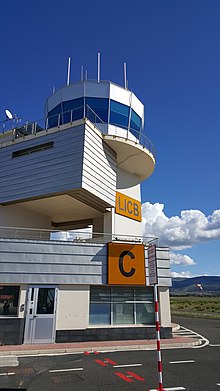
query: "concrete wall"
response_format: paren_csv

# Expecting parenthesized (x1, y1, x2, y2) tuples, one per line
(0, 204, 51, 229)
(114, 168, 142, 236)
(56, 285, 89, 330)
(159, 287, 171, 327)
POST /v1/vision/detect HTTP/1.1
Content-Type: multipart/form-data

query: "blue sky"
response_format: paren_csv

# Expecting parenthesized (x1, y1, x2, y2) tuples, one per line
(0, 0, 219, 277)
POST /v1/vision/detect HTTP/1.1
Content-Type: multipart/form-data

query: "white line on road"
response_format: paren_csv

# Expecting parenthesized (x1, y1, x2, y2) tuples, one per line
(113, 363, 143, 368)
(217, 383, 220, 386)
(149, 387, 185, 391)
(209, 344, 220, 347)
(0, 372, 15, 376)
(49, 368, 83, 373)
(169, 360, 195, 364)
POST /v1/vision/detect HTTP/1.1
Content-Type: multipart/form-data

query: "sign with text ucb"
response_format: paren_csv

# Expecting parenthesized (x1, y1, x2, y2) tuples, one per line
(108, 243, 146, 285)
(115, 192, 142, 222)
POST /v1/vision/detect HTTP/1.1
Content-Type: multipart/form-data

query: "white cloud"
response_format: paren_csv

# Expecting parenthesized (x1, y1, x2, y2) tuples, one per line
(142, 202, 220, 249)
(171, 271, 194, 278)
(170, 252, 196, 266)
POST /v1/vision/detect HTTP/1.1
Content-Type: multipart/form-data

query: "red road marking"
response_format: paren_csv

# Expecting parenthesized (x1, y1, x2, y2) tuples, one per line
(126, 371, 145, 381)
(104, 358, 118, 365)
(95, 359, 108, 367)
(84, 351, 90, 355)
(94, 351, 100, 354)
(114, 372, 134, 383)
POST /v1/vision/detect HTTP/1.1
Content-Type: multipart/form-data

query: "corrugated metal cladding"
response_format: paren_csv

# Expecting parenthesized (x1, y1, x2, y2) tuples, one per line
(0, 123, 117, 207)
(0, 239, 171, 287)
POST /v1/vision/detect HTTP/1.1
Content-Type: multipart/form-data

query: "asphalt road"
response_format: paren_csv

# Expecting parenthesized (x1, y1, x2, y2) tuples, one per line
(0, 317, 219, 391)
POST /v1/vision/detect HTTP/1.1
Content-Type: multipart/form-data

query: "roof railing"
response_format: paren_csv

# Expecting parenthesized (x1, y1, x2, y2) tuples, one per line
(0, 226, 158, 247)
(0, 105, 155, 158)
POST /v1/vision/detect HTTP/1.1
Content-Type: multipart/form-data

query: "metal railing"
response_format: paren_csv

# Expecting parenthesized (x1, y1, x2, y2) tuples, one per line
(0, 226, 158, 247)
(0, 105, 155, 158)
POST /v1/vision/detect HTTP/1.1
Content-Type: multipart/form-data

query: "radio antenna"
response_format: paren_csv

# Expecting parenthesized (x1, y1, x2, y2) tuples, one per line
(97, 52, 101, 82)
(67, 57, 71, 86)
(81, 65, 84, 81)
(124, 62, 128, 89)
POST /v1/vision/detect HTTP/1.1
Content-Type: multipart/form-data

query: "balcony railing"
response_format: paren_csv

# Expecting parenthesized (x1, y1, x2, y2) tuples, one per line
(0, 226, 158, 247)
(0, 105, 155, 158)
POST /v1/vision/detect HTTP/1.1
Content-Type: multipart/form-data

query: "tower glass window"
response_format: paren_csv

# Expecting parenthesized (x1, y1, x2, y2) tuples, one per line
(110, 100, 129, 128)
(130, 109, 142, 132)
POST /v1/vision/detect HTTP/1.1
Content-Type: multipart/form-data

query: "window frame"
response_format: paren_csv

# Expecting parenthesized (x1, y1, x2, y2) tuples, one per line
(89, 286, 154, 326)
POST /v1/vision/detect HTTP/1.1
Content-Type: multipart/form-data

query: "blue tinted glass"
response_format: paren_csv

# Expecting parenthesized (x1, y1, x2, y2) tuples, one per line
(63, 98, 84, 112)
(48, 104, 62, 128)
(130, 110, 141, 132)
(110, 100, 129, 128)
(89, 303, 110, 325)
(85, 97, 108, 122)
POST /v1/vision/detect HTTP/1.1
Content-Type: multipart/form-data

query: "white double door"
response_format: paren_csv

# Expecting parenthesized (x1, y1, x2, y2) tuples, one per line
(24, 286, 58, 344)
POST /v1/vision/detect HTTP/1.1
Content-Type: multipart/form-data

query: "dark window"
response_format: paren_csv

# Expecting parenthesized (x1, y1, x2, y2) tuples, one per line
(37, 288, 55, 315)
(89, 286, 154, 326)
(85, 97, 108, 122)
(47, 103, 62, 128)
(130, 109, 142, 132)
(110, 100, 129, 128)
(63, 98, 84, 123)
(12, 142, 53, 158)
(0, 286, 20, 316)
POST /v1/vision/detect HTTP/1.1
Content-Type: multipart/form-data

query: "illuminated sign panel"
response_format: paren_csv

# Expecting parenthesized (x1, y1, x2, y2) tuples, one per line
(115, 192, 142, 222)
(108, 243, 146, 285)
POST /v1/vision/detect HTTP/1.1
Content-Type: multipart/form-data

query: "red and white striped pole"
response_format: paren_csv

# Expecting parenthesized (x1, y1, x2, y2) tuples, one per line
(154, 284, 164, 391)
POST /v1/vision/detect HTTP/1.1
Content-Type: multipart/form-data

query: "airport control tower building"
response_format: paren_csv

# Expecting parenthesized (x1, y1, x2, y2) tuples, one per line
(0, 71, 171, 345)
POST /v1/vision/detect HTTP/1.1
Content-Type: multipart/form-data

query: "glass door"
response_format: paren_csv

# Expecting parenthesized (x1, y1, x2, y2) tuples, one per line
(24, 286, 58, 344)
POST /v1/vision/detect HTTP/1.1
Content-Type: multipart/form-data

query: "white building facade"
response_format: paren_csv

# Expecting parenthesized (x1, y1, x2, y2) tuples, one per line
(0, 80, 171, 345)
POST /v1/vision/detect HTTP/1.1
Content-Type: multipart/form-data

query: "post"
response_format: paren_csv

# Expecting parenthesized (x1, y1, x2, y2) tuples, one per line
(154, 284, 164, 391)
(98, 52, 101, 82)
(124, 62, 127, 89)
(67, 57, 71, 86)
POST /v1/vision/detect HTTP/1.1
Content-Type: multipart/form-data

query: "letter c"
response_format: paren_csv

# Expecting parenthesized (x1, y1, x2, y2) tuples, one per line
(119, 250, 135, 277)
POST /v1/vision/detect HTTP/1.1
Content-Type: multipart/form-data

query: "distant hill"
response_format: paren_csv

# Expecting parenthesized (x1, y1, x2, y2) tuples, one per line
(170, 276, 220, 295)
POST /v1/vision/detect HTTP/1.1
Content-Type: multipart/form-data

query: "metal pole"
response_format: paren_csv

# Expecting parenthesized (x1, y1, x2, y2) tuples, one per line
(154, 284, 164, 391)
(67, 57, 71, 86)
(124, 62, 127, 89)
(98, 52, 101, 82)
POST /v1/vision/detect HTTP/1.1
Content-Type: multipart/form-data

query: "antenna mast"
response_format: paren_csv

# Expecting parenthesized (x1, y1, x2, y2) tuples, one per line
(124, 62, 127, 89)
(98, 52, 101, 82)
(67, 57, 71, 86)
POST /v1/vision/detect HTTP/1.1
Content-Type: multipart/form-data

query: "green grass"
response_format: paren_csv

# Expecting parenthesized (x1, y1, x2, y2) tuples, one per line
(170, 296, 220, 319)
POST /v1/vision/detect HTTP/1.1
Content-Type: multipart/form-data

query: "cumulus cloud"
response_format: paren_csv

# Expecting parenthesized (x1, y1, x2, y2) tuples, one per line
(171, 271, 194, 278)
(170, 252, 196, 266)
(142, 202, 220, 249)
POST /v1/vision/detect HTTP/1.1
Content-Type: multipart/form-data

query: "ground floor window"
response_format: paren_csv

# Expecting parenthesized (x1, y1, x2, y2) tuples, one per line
(89, 286, 154, 325)
(0, 286, 20, 316)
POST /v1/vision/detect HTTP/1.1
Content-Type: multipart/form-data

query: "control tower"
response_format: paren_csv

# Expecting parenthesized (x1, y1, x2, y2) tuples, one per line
(0, 74, 171, 345)
(0, 79, 155, 237)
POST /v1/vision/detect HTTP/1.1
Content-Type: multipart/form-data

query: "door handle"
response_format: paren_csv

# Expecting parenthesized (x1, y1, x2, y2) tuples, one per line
(33, 315, 38, 318)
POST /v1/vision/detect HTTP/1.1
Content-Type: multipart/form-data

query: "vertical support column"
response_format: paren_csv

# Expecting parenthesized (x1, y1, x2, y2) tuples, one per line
(154, 284, 164, 391)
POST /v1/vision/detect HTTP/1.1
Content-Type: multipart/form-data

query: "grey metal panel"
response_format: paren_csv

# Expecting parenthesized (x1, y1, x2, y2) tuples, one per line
(82, 124, 116, 206)
(157, 259, 170, 269)
(158, 278, 172, 286)
(0, 126, 85, 204)
(0, 239, 171, 287)
(157, 269, 171, 278)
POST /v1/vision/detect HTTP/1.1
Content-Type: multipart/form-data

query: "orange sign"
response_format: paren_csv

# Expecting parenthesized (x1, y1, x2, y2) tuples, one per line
(115, 192, 142, 222)
(108, 243, 146, 285)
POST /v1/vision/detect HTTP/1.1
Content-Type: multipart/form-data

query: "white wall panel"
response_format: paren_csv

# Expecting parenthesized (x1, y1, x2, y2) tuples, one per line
(0, 239, 171, 287)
